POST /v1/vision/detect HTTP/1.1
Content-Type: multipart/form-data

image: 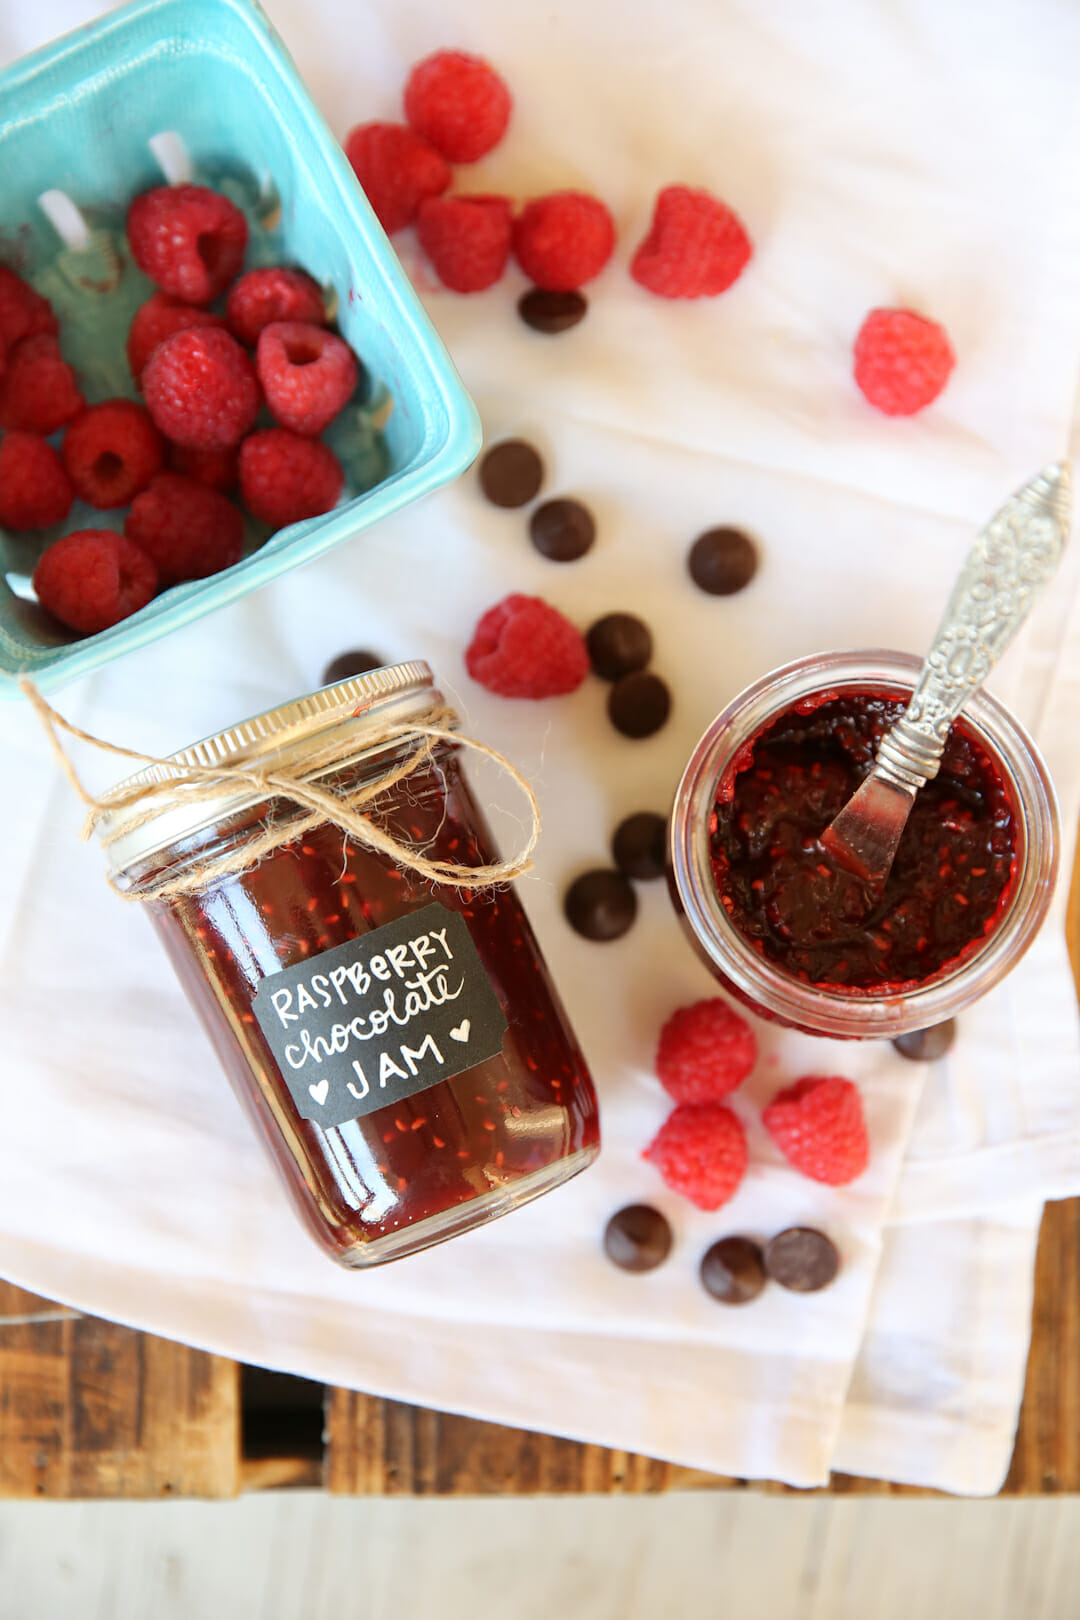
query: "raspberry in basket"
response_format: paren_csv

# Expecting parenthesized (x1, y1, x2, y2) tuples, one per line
(0, 431, 73, 531)
(655, 998, 757, 1104)
(0, 334, 83, 434)
(630, 185, 752, 298)
(643, 1101, 748, 1211)
(32, 529, 158, 635)
(167, 441, 239, 492)
(762, 1075, 869, 1185)
(126, 472, 244, 585)
(239, 428, 344, 527)
(127, 292, 227, 384)
(853, 308, 955, 416)
(0, 265, 58, 350)
(344, 121, 450, 234)
(62, 399, 164, 509)
(143, 327, 259, 451)
(404, 49, 512, 163)
(126, 184, 248, 305)
(256, 322, 359, 437)
(465, 593, 590, 699)
(226, 267, 327, 348)
(416, 195, 513, 293)
(513, 192, 616, 292)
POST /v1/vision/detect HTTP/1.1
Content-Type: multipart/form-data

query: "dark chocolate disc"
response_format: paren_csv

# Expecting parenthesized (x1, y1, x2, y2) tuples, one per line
(612, 811, 668, 882)
(688, 527, 759, 596)
(603, 1204, 673, 1272)
(763, 1227, 840, 1293)
(700, 1236, 767, 1304)
(564, 868, 638, 941)
(608, 670, 671, 739)
(479, 439, 544, 508)
(529, 498, 596, 562)
(321, 649, 384, 685)
(585, 612, 652, 680)
(517, 288, 588, 334)
(892, 1020, 957, 1062)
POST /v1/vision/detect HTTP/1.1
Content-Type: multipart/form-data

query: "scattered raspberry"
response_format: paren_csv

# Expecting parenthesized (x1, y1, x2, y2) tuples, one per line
(403, 50, 512, 163)
(416, 195, 513, 292)
(643, 1102, 748, 1211)
(127, 292, 227, 383)
(61, 399, 165, 509)
(0, 335, 83, 433)
(762, 1076, 869, 1186)
(143, 327, 259, 450)
(256, 322, 359, 437)
(655, 998, 757, 1104)
(630, 185, 752, 299)
(126, 184, 248, 305)
(167, 441, 239, 492)
(32, 529, 158, 635)
(344, 122, 450, 234)
(513, 192, 615, 292)
(0, 265, 58, 350)
(226, 267, 327, 348)
(239, 428, 344, 527)
(853, 308, 955, 416)
(465, 593, 589, 699)
(125, 472, 244, 585)
(0, 432, 73, 531)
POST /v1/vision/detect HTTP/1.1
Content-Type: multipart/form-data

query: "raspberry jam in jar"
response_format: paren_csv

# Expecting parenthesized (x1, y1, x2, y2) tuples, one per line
(669, 651, 1059, 1038)
(101, 663, 599, 1266)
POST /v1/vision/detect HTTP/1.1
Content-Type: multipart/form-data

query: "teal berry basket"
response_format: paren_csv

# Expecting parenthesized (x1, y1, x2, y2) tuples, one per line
(0, 0, 482, 696)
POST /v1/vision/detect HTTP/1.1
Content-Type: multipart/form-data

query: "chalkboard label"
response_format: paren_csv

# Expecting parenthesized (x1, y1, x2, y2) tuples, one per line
(252, 903, 509, 1130)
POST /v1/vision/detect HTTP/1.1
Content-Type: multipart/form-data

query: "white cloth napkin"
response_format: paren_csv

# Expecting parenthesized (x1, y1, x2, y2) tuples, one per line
(3, 0, 1080, 1494)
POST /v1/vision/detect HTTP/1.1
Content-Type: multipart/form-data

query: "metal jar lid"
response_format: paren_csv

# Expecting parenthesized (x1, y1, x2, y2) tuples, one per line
(101, 661, 447, 876)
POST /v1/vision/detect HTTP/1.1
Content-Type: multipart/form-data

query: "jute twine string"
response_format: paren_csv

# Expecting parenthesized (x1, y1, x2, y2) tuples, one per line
(20, 679, 541, 902)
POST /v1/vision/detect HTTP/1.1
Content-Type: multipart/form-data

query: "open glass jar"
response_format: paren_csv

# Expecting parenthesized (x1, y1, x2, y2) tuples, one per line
(669, 649, 1060, 1038)
(100, 662, 599, 1267)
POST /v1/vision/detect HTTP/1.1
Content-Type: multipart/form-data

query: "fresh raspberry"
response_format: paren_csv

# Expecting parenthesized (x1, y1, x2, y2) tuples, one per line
(126, 184, 248, 305)
(167, 441, 239, 492)
(630, 185, 752, 299)
(0, 432, 73, 531)
(32, 529, 158, 635)
(465, 593, 589, 699)
(125, 472, 244, 585)
(143, 328, 259, 451)
(127, 292, 227, 383)
(0, 335, 83, 433)
(239, 428, 344, 527)
(655, 998, 757, 1104)
(853, 308, 955, 416)
(0, 265, 58, 350)
(416, 195, 513, 292)
(643, 1102, 747, 1211)
(344, 122, 450, 234)
(256, 322, 359, 437)
(226, 267, 327, 348)
(762, 1076, 870, 1186)
(403, 50, 512, 163)
(513, 192, 615, 292)
(61, 400, 165, 509)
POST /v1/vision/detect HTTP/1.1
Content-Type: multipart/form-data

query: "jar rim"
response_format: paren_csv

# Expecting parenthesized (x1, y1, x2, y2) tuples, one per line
(669, 648, 1061, 1038)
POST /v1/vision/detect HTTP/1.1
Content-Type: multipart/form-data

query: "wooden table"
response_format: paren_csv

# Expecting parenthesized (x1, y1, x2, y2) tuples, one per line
(2, 860, 1077, 1499)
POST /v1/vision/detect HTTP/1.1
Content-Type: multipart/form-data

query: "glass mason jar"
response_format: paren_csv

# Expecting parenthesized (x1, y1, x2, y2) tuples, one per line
(669, 649, 1060, 1039)
(101, 662, 600, 1267)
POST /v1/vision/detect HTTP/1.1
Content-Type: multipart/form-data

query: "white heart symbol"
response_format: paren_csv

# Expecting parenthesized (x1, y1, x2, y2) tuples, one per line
(309, 1079, 329, 1106)
(449, 1020, 471, 1043)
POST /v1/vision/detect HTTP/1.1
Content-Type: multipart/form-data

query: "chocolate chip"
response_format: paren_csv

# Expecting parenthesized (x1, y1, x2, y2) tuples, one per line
(321, 649, 384, 685)
(700, 1236, 767, 1304)
(764, 1228, 840, 1293)
(529, 498, 596, 562)
(608, 671, 671, 739)
(517, 288, 588, 334)
(564, 868, 637, 941)
(688, 527, 759, 596)
(612, 811, 668, 881)
(479, 439, 544, 508)
(892, 1020, 957, 1062)
(585, 613, 652, 680)
(604, 1204, 673, 1272)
